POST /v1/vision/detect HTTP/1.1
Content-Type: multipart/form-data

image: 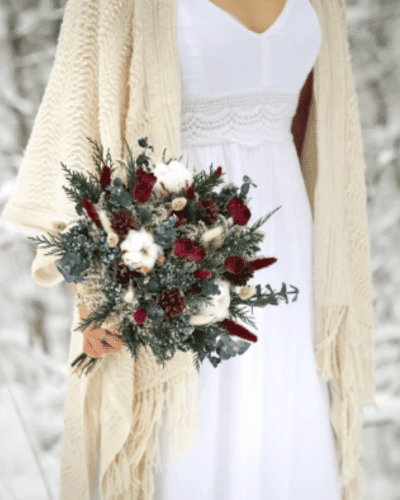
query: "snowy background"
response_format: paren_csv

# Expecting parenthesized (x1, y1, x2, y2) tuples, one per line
(0, 0, 398, 498)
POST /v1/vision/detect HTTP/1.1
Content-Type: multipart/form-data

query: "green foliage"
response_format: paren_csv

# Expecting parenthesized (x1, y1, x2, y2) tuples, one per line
(60, 162, 103, 207)
(191, 164, 225, 199)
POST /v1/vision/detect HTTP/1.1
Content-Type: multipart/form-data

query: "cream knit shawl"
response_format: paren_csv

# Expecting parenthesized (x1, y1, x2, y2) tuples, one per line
(1, 0, 377, 499)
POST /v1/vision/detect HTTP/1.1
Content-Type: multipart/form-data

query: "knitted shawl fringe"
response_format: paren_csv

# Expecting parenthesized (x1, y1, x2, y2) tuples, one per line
(314, 305, 377, 499)
(100, 362, 199, 500)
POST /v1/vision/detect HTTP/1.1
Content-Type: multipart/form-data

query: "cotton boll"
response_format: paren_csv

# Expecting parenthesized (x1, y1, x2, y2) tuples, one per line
(120, 228, 163, 271)
(197, 279, 231, 322)
(152, 160, 193, 194)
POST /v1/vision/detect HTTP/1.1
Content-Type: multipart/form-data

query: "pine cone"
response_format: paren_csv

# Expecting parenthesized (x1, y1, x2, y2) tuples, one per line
(110, 209, 139, 236)
(115, 260, 140, 287)
(157, 289, 186, 319)
(196, 197, 219, 226)
(223, 262, 255, 286)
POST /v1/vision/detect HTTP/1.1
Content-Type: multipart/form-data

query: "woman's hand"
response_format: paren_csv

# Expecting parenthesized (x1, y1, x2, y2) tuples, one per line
(77, 298, 126, 358)
(82, 320, 126, 358)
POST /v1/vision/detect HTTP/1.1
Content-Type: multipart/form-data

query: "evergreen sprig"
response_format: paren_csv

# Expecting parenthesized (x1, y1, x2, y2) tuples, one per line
(60, 162, 103, 205)
(73, 299, 116, 334)
(124, 138, 138, 193)
(248, 206, 282, 233)
(192, 164, 225, 199)
(27, 232, 65, 256)
(86, 136, 119, 179)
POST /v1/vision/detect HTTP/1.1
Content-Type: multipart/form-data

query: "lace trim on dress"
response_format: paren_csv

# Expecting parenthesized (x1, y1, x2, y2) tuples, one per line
(181, 89, 299, 147)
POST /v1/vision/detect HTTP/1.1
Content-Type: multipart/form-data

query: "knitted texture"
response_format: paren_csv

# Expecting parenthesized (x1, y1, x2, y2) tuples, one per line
(1, 0, 377, 499)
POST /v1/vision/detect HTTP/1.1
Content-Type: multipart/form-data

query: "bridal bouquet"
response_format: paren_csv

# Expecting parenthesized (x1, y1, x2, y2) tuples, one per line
(28, 137, 299, 376)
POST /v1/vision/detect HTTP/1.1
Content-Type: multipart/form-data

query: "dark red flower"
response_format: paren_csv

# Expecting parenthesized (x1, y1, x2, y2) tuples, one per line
(136, 166, 146, 178)
(223, 262, 255, 286)
(185, 283, 202, 295)
(193, 269, 211, 279)
(186, 186, 195, 200)
(224, 256, 246, 275)
(215, 166, 223, 178)
(82, 199, 102, 228)
(133, 309, 147, 324)
(227, 197, 244, 213)
(249, 257, 277, 271)
(136, 167, 157, 188)
(174, 237, 196, 258)
(100, 165, 112, 191)
(219, 318, 258, 343)
(132, 182, 153, 203)
(188, 245, 207, 263)
(232, 205, 251, 225)
(174, 214, 186, 228)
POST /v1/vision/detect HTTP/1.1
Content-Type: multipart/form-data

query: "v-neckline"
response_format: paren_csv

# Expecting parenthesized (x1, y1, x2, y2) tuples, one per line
(206, 0, 292, 37)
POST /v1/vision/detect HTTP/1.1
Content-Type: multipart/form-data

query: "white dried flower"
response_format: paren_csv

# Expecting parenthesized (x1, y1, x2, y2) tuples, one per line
(197, 279, 231, 322)
(120, 227, 163, 271)
(201, 225, 223, 243)
(239, 286, 256, 300)
(211, 235, 225, 249)
(124, 288, 135, 303)
(171, 197, 187, 211)
(107, 231, 119, 247)
(152, 160, 193, 194)
(98, 209, 112, 234)
(189, 314, 215, 326)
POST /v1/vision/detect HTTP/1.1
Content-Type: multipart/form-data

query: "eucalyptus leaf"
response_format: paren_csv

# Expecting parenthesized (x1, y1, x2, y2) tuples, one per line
(113, 177, 126, 187)
(55, 252, 90, 283)
(118, 190, 133, 208)
(75, 202, 84, 216)
(202, 280, 221, 296)
(137, 206, 152, 225)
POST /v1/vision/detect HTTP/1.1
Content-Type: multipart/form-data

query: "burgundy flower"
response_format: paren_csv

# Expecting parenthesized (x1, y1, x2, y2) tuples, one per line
(174, 214, 186, 228)
(185, 283, 202, 295)
(132, 182, 153, 203)
(232, 205, 251, 226)
(100, 165, 112, 191)
(215, 166, 223, 178)
(186, 186, 196, 200)
(82, 198, 102, 228)
(188, 245, 207, 263)
(193, 269, 211, 279)
(136, 167, 157, 188)
(174, 237, 196, 259)
(223, 262, 254, 286)
(227, 197, 244, 213)
(133, 309, 147, 324)
(219, 318, 258, 343)
(249, 257, 277, 271)
(224, 256, 246, 275)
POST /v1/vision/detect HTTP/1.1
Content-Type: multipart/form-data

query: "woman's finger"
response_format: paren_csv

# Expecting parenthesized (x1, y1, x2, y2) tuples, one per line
(83, 338, 100, 358)
(105, 334, 123, 348)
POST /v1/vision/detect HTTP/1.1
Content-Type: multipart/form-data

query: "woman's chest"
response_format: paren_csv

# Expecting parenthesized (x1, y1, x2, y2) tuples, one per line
(207, 0, 288, 34)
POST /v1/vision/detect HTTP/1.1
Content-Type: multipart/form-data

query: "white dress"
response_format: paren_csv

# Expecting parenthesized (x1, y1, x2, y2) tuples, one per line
(93, 0, 343, 498)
